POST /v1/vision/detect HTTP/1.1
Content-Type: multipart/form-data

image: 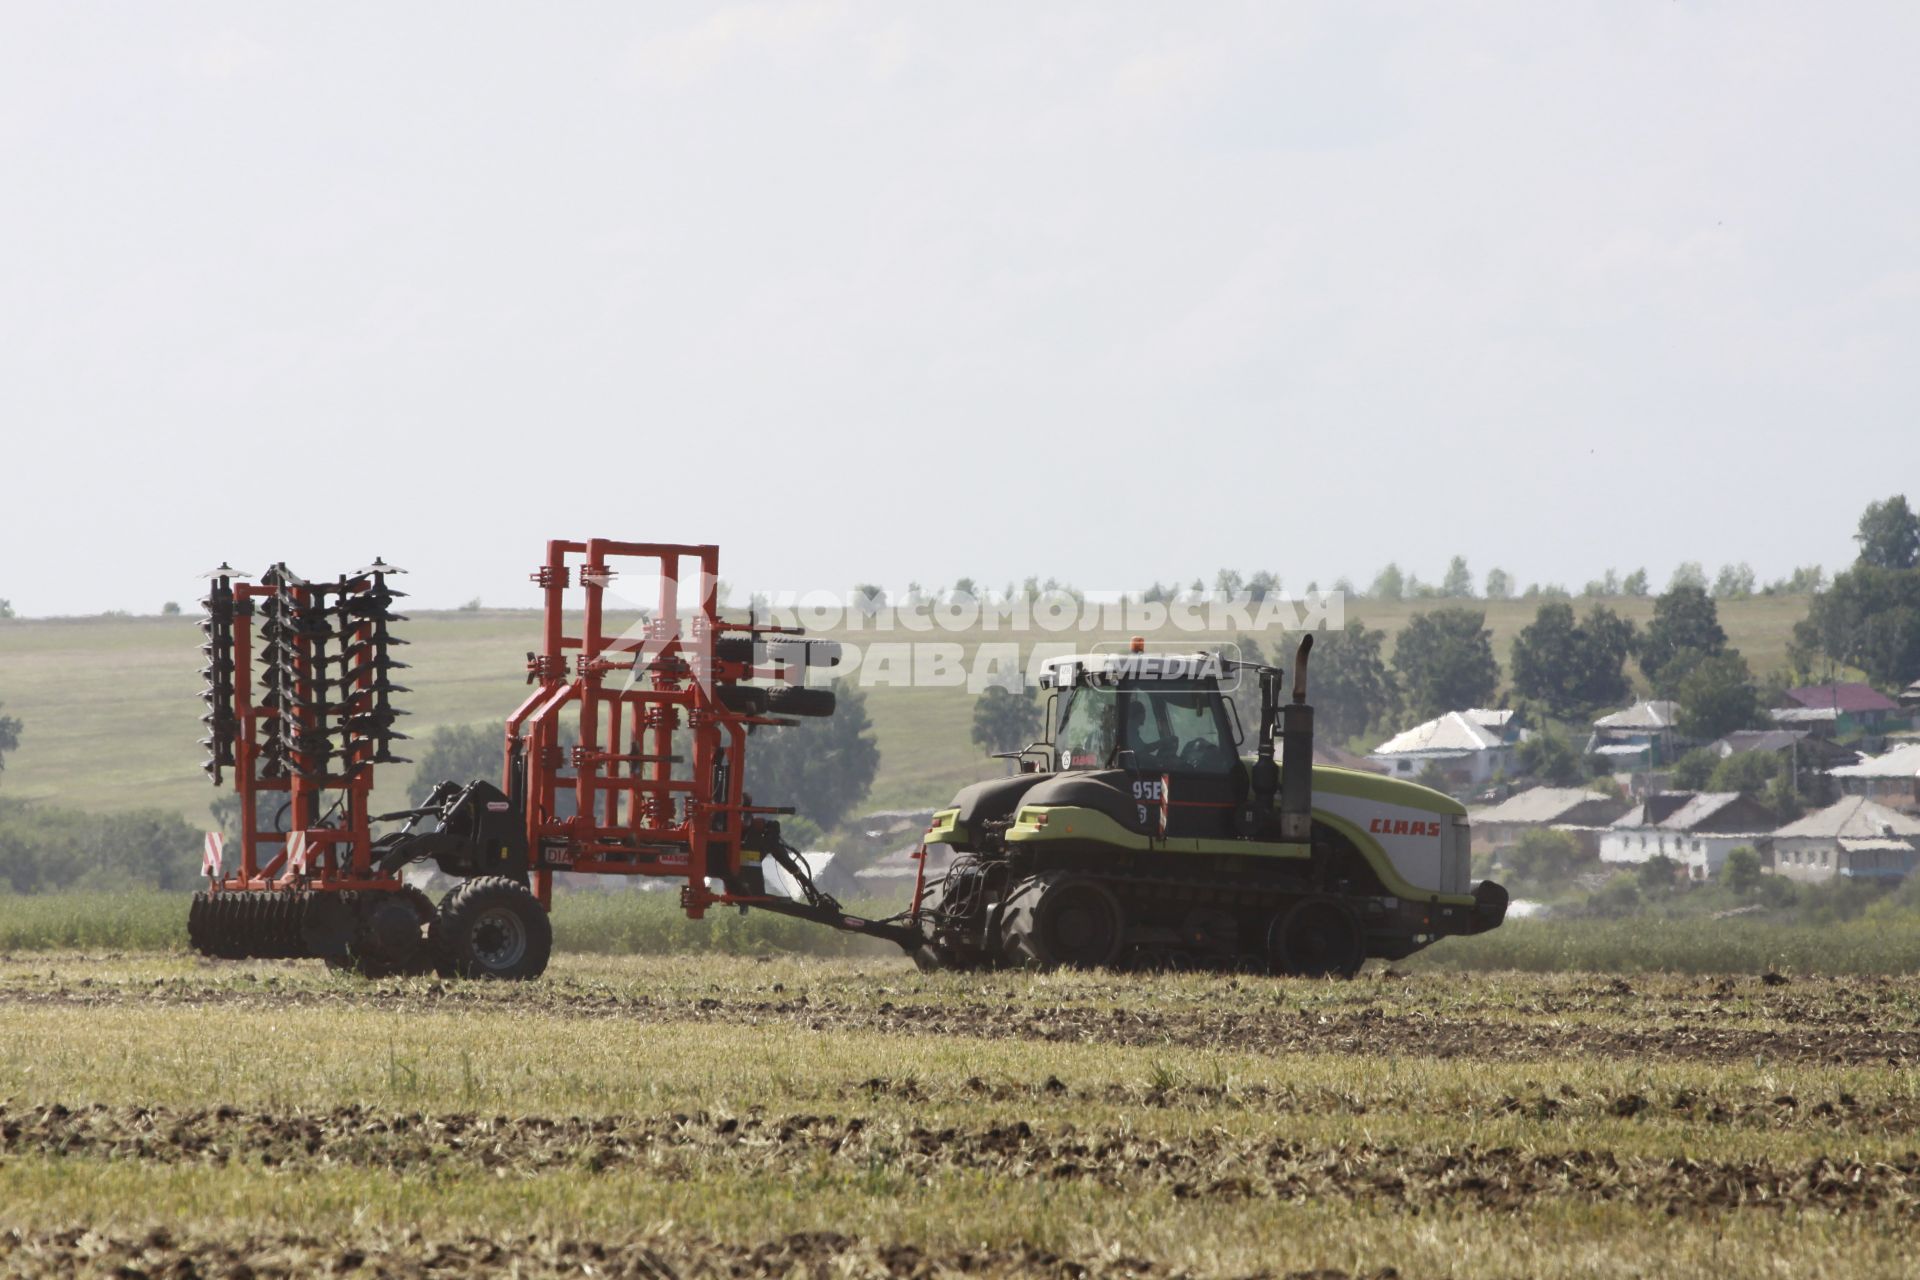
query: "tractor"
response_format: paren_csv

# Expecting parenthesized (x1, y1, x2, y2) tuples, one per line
(912, 639, 1508, 975)
(188, 538, 1504, 980)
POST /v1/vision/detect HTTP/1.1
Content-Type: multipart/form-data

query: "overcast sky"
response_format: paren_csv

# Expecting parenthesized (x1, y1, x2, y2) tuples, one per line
(2, 2, 1915, 618)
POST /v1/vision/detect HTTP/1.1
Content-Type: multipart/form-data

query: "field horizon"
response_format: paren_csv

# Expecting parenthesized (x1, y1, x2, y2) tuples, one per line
(0, 593, 1817, 830)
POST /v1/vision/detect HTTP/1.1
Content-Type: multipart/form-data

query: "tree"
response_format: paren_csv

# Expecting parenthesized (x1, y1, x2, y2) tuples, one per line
(1670, 747, 1720, 790)
(851, 584, 887, 618)
(1246, 570, 1281, 602)
(1483, 568, 1512, 600)
(0, 704, 19, 781)
(970, 685, 1043, 756)
(1370, 563, 1405, 602)
(1622, 568, 1650, 597)
(1794, 563, 1920, 688)
(1440, 556, 1474, 598)
(950, 577, 979, 603)
(1516, 729, 1582, 786)
(1765, 770, 1803, 824)
(1213, 568, 1244, 599)
(1854, 494, 1920, 570)
(1639, 585, 1727, 693)
(0, 599, 13, 619)
(1509, 602, 1636, 718)
(1307, 619, 1402, 745)
(408, 723, 508, 804)
(1723, 846, 1763, 894)
(1392, 608, 1499, 721)
(1707, 750, 1780, 797)
(745, 682, 879, 832)
(161, 601, 181, 616)
(1668, 562, 1708, 591)
(1712, 563, 1756, 599)
(1674, 651, 1760, 741)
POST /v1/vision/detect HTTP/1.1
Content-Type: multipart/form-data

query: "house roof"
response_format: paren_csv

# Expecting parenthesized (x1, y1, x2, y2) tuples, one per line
(1611, 791, 1768, 834)
(1770, 706, 1839, 726)
(1371, 711, 1509, 758)
(1773, 796, 1920, 840)
(1594, 700, 1680, 731)
(1783, 682, 1900, 715)
(1902, 678, 1920, 707)
(1830, 743, 1920, 780)
(1712, 729, 1807, 757)
(1474, 786, 1625, 826)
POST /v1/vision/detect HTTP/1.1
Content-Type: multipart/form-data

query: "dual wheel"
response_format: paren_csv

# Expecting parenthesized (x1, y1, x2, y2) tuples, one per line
(995, 872, 1365, 977)
(325, 876, 552, 980)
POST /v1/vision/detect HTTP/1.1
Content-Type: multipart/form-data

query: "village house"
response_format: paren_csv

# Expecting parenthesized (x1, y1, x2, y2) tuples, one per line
(1599, 791, 1776, 881)
(1470, 785, 1632, 857)
(1769, 796, 1920, 884)
(1587, 700, 1682, 769)
(1368, 709, 1522, 786)
(1828, 743, 1920, 812)
(1771, 682, 1904, 738)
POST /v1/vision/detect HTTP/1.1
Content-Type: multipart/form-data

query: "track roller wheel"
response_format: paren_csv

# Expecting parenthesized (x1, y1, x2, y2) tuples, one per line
(331, 887, 437, 977)
(1269, 897, 1364, 979)
(431, 876, 552, 980)
(997, 873, 1124, 970)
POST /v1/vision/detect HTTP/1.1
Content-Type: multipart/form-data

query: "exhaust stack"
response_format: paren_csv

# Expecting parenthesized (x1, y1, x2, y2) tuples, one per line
(1277, 635, 1314, 843)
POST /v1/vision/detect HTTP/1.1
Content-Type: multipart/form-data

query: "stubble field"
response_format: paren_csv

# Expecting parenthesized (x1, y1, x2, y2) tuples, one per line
(2, 951, 1918, 1278)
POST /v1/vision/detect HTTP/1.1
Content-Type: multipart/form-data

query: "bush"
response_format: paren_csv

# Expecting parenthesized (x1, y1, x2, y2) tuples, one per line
(1636, 854, 1681, 892)
(1723, 846, 1762, 894)
(0, 801, 200, 894)
(1503, 829, 1591, 892)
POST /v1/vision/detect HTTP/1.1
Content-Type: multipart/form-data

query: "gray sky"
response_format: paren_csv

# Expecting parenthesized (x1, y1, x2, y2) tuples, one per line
(2, 2, 1915, 617)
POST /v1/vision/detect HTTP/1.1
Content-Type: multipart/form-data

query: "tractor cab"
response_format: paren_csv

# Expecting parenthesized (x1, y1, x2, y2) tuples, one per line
(1043, 651, 1242, 778)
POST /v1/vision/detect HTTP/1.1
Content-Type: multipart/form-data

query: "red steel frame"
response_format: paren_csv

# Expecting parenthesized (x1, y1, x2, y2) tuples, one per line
(208, 539, 810, 920)
(508, 538, 801, 915)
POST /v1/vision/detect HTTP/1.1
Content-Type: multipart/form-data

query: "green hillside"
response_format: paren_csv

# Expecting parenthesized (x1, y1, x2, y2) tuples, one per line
(0, 595, 1816, 828)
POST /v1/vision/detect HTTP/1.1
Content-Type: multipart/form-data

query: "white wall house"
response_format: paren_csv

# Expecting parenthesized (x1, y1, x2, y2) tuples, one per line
(1770, 797, 1920, 884)
(1599, 791, 1776, 881)
(1369, 709, 1520, 787)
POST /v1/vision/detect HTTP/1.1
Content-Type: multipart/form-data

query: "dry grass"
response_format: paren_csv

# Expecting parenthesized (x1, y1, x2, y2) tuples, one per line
(1, 952, 1917, 1276)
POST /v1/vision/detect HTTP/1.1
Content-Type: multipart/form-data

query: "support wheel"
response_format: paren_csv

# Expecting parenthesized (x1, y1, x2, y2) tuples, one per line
(335, 887, 437, 978)
(432, 877, 552, 980)
(1269, 898, 1364, 978)
(998, 873, 1124, 970)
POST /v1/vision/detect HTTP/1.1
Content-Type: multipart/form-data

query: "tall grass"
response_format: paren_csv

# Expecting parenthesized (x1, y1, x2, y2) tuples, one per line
(1413, 916, 1920, 975)
(0, 892, 185, 952)
(0, 890, 902, 958)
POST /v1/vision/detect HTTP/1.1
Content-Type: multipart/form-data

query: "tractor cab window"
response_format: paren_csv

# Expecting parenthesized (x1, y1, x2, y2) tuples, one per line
(1056, 683, 1118, 769)
(1121, 680, 1235, 774)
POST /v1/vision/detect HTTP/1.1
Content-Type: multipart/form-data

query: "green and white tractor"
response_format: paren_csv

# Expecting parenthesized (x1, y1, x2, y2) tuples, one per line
(914, 638, 1509, 975)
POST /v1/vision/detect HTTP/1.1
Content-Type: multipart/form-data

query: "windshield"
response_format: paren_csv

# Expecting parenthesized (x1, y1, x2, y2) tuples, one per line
(1121, 680, 1235, 773)
(1056, 685, 1117, 769)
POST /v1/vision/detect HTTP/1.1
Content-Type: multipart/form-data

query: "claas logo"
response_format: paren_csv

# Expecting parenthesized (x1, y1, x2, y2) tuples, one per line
(1369, 816, 1442, 838)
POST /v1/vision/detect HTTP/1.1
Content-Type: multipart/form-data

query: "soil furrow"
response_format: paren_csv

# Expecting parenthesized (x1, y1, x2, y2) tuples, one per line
(5, 1103, 1918, 1213)
(3, 984, 1916, 1065)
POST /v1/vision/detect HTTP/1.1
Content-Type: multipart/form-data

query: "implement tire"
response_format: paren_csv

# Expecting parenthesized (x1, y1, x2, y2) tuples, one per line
(432, 876, 551, 980)
(998, 873, 1124, 970)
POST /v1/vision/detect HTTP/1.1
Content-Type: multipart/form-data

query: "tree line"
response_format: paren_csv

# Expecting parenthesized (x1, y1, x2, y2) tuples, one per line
(968, 494, 1920, 772)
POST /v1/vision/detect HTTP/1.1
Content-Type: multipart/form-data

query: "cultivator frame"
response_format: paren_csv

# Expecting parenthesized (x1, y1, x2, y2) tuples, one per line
(192, 538, 919, 979)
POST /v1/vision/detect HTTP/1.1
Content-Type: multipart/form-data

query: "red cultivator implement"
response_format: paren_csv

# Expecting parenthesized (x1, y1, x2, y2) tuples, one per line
(192, 538, 921, 979)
